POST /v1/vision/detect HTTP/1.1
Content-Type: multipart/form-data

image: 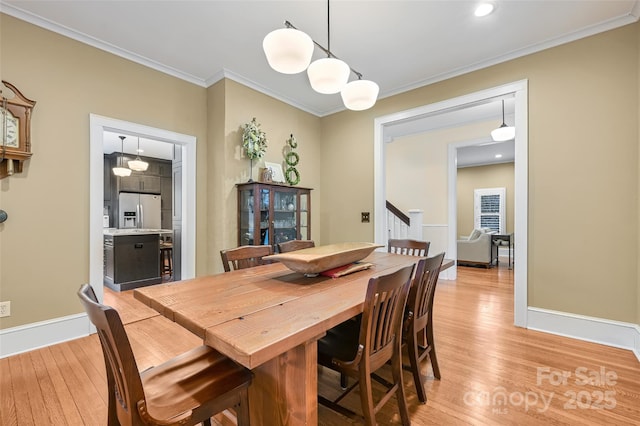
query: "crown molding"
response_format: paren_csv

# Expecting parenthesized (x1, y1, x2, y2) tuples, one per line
(0, 2, 207, 88)
(378, 8, 640, 102)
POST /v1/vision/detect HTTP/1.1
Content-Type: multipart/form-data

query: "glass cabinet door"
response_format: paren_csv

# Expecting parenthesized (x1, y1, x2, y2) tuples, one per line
(259, 188, 270, 245)
(273, 189, 297, 245)
(239, 187, 254, 245)
(300, 192, 309, 240)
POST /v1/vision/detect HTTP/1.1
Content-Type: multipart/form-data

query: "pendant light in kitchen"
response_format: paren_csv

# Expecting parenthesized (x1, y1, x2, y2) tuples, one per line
(127, 137, 149, 171)
(112, 135, 132, 177)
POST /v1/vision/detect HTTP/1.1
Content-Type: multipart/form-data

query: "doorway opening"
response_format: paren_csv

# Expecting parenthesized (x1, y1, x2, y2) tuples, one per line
(89, 115, 197, 303)
(374, 80, 528, 327)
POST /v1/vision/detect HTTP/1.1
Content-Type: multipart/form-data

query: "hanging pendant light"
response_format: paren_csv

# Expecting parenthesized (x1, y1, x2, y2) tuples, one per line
(491, 100, 515, 141)
(112, 135, 132, 177)
(307, 0, 349, 94)
(341, 78, 379, 111)
(263, 27, 314, 74)
(308, 58, 350, 94)
(128, 137, 149, 172)
(263, 0, 378, 110)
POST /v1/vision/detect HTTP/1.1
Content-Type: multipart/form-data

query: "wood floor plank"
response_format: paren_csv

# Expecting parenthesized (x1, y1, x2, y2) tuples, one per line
(49, 342, 105, 425)
(0, 356, 18, 425)
(39, 345, 87, 425)
(28, 349, 67, 425)
(8, 355, 35, 426)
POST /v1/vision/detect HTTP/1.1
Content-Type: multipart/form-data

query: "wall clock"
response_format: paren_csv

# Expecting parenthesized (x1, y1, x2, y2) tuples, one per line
(1, 80, 36, 179)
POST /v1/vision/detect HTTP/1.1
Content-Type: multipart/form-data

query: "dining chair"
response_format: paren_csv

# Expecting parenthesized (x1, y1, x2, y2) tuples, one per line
(276, 239, 315, 253)
(220, 245, 273, 272)
(388, 238, 430, 257)
(317, 264, 415, 425)
(77, 284, 253, 426)
(403, 252, 445, 403)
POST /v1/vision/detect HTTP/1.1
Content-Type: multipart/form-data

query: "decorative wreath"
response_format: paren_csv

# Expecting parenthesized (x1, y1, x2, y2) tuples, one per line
(287, 134, 298, 149)
(285, 168, 300, 186)
(285, 151, 299, 167)
(285, 133, 300, 186)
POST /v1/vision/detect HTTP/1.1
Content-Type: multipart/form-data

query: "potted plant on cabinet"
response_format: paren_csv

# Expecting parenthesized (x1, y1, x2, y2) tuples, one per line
(242, 117, 267, 182)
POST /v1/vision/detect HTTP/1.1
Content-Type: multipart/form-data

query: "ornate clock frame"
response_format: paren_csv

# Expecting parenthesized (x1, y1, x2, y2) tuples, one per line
(1, 80, 36, 179)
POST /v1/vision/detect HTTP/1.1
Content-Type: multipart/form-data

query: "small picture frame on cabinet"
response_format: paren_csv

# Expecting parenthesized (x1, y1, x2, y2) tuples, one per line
(260, 167, 273, 183)
(265, 162, 285, 183)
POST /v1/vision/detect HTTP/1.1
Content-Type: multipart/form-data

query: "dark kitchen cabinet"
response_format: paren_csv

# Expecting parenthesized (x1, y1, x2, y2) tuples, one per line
(103, 234, 161, 291)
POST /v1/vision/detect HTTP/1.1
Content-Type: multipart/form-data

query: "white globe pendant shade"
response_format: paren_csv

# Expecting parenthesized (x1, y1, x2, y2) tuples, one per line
(490, 124, 516, 141)
(341, 79, 379, 111)
(307, 57, 350, 94)
(113, 166, 131, 177)
(128, 158, 149, 172)
(263, 28, 314, 74)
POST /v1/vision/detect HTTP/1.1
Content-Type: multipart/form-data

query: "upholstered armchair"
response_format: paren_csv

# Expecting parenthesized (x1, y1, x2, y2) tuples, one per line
(457, 229, 493, 267)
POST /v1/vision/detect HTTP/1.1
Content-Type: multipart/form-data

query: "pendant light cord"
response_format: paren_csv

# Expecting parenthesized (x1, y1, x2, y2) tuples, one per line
(327, 0, 331, 53)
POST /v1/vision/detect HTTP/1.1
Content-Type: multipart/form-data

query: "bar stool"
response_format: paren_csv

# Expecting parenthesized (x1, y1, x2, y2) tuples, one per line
(160, 243, 173, 277)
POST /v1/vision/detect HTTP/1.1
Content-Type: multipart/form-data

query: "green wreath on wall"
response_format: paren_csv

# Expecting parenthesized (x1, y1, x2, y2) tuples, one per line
(285, 134, 300, 186)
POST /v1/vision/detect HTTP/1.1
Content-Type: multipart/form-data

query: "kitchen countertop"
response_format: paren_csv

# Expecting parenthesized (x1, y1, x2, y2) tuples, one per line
(103, 228, 173, 236)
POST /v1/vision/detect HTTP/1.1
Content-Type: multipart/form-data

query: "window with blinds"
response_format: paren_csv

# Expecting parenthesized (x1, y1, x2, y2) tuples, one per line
(474, 188, 506, 233)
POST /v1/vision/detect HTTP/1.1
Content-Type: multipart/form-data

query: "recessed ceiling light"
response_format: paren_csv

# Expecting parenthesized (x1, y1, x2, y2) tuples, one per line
(475, 2, 495, 17)
(495, 154, 503, 158)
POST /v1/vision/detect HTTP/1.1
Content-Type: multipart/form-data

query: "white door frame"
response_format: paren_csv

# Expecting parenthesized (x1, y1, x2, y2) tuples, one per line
(89, 114, 197, 303)
(374, 80, 528, 327)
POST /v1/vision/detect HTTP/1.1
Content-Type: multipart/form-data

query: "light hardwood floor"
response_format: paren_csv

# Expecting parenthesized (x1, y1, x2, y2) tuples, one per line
(2, 261, 639, 425)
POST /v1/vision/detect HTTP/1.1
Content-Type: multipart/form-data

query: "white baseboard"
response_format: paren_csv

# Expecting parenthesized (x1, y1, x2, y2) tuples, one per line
(528, 307, 640, 363)
(0, 313, 91, 359)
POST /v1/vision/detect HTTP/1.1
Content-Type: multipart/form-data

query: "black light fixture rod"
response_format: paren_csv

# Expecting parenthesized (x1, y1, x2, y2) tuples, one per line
(119, 135, 126, 167)
(327, 0, 331, 52)
(284, 20, 363, 80)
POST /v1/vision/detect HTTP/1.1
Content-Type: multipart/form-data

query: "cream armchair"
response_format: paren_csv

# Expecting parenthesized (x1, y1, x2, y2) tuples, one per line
(457, 229, 493, 267)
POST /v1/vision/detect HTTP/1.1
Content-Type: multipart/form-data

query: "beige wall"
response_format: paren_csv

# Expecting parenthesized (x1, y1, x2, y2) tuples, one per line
(321, 23, 639, 323)
(210, 79, 321, 273)
(457, 163, 515, 237)
(1, 14, 638, 332)
(0, 15, 208, 328)
(0, 15, 321, 329)
(386, 119, 498, 225)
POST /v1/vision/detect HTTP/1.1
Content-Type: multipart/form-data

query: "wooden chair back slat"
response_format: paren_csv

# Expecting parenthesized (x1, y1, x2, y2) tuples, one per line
(220, 245, 273, 272)
(388, 239, 430, 257)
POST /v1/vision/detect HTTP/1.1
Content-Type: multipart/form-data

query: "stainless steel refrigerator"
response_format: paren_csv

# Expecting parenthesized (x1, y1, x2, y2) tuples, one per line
(118, 192, 162, 229)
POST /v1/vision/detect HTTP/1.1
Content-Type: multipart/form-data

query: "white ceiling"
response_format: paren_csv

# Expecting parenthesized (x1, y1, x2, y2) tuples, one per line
(2, 0, 638, 118)
(3, 1, 637, 166)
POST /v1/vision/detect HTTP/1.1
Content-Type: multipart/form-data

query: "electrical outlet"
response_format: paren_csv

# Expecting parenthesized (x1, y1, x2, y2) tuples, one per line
(361, 212, 370, 223)
(0, 301, 10, 318)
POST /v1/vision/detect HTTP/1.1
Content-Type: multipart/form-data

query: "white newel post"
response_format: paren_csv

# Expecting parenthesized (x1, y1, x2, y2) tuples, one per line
(408, 209, 423, 240)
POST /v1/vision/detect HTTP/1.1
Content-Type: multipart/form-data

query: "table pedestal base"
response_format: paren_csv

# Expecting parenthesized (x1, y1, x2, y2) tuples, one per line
(249, 340, 319, 425)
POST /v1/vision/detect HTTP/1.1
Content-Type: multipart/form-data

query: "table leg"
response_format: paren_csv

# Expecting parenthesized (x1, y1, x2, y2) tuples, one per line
(248, 340, 318, 425)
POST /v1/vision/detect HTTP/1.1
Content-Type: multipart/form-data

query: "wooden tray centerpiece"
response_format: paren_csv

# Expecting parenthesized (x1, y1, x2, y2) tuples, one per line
(264, 242, 383, 276)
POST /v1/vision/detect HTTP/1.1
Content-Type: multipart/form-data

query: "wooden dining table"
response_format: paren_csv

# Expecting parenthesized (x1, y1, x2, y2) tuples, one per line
(133, 251, 451, 425)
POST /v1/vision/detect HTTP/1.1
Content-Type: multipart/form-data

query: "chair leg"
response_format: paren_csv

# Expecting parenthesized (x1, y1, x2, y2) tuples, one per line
(392, 342, 411, 426)
(203, 419, 212, 426)
(235, 388, 251, 426)
(358, 370, 377, 426)
(408, 332, 428, 404)
(426, 325, 441, 380)
(340, 372, 348, 389)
